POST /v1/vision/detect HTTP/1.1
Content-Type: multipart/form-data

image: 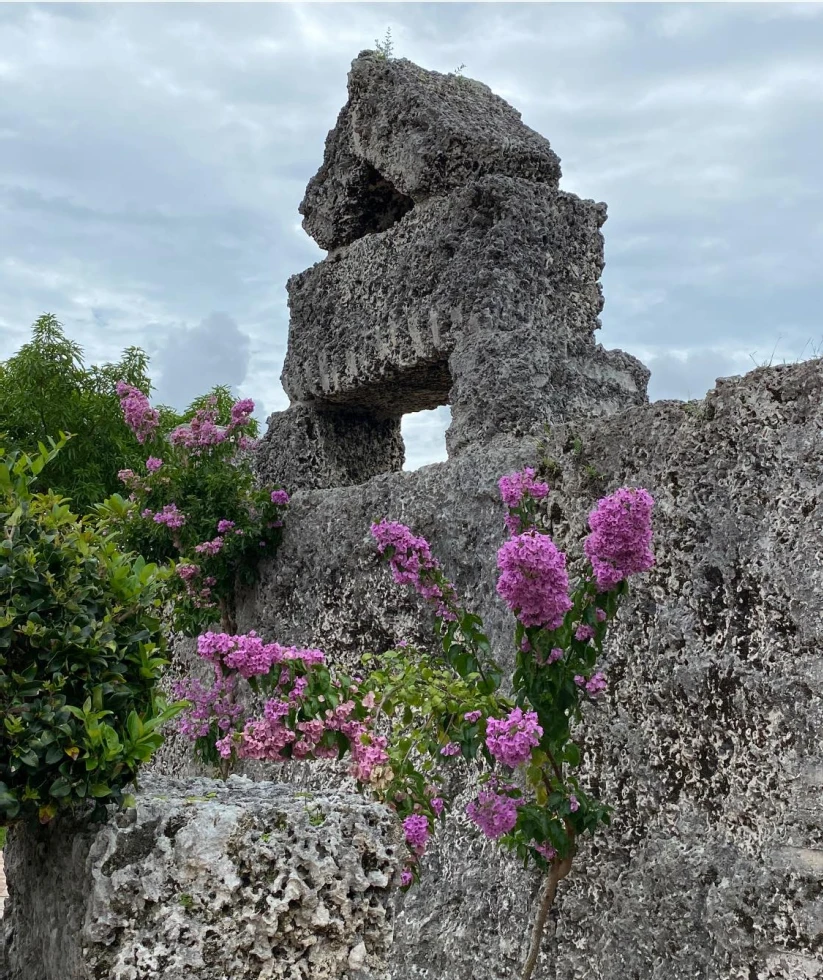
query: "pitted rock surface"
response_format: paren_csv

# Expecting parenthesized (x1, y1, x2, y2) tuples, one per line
(261, 53, 646, 491)
(281, 181, 645, 419)
(300, 52, 562, 252)
(259, 403, 405, 492)
(0, 776, 402, 980)
(229, 360, 823, 978)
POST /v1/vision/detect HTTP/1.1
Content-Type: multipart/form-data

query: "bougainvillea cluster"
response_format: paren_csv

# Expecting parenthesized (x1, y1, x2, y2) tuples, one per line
(174, 627, 390, 788)
(485, 707, 543, 768)
(496, 531, 573, 629)
(584, 486, 655, 591)
(498, 466, 550, 534)
(115, 382, 159, 444)
(371, 519, 458, 620)
(366, 470, 654, 904)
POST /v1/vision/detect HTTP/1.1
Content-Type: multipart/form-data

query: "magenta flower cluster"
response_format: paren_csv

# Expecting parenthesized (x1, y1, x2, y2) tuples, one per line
(371, 520, 458, 620)
(270, 490, 290, 506)
(499, 467, 549, 510)
(499, 467, 550, 534)
(153, 503, 186, 529)
(167, 396, 256, 452)
(466, 788, 519, 839)
(230, 398, 255, 427)
(403, 814, 430, 855)
(485, 707, 543, 768)
(194, 536, 224, 556)
(116, 382, 159, 444)
(585, 672, 607, 697)
(496, 531, 573, 629)
(239, 686, 388, 782)
(178, 630, 391, 784)
(171, 671, 243, 738)
(145, 456, 163, 473)
(196, 630, 325, 679)
(584, 487, 655, 591)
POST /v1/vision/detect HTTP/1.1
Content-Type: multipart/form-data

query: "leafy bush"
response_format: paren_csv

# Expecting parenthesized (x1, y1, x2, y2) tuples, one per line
(0, 314, 155, 513)
(0, 437, 181, 826)
(96, 387, 288, 636)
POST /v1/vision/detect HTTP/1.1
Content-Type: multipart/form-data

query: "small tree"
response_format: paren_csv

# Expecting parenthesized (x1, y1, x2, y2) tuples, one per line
(0, 436, 181, 826)
(0, 314, 153, 512)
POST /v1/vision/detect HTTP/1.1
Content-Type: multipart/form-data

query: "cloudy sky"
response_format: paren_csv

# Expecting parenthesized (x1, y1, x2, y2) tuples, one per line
(1, 3, 821, 469)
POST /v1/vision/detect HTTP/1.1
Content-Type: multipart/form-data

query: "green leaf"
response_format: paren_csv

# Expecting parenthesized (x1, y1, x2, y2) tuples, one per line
(49, 777, 72, 798)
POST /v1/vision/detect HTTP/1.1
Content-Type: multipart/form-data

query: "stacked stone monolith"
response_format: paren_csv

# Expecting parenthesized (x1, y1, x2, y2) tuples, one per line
(258, 52, 648, 490)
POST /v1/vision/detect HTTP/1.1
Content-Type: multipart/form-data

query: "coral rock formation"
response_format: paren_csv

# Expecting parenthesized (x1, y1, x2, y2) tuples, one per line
(258, 53, 647, 490)
(0, 776, 401, 980)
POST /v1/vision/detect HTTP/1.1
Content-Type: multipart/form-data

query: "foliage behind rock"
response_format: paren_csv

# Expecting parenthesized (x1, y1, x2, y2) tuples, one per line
(0, 437, 179, 825)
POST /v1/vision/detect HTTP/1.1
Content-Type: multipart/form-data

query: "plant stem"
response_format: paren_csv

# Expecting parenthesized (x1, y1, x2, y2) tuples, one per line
(519, 852, 574, 980)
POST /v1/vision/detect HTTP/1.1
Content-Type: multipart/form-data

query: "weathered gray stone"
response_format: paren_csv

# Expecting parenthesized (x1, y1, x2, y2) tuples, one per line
(261, 55, 646, 492)
(237, 359, 823, 978)
(300, 52, 562, 252)
(282, 180, 646, 440)
(257, 404, 404, 492)
(1, 776, 401, 980)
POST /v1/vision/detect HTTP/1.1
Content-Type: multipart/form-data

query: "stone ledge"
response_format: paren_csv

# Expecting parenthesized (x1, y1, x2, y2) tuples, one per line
(1, 776, 402, 980)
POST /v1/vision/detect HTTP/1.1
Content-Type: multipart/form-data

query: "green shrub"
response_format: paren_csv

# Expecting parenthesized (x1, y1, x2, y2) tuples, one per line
(0, 314, 154, 513)
(0, 436, 181, 825)
(95, 385, 288, 636)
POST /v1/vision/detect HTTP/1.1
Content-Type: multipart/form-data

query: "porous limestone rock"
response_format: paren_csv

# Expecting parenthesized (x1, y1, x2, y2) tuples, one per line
(0, 776, 401, 980)
(259, 404, 404, 492)
(300, 52, 562, 252)
(232, 359, 823, 978)
(260, 53, 647, 491)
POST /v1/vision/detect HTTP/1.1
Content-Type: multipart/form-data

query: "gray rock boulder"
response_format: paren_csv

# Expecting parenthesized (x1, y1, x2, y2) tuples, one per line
(300, 52, 562, 252)
(1, 776, 401, 980)
(260, 53, 646, 492)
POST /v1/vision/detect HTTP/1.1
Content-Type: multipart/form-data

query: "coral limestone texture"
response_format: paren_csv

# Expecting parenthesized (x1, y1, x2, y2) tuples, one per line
(258, 52, 647, 491)
(242, 360, 823, 979)
(0, 776, 401, 980)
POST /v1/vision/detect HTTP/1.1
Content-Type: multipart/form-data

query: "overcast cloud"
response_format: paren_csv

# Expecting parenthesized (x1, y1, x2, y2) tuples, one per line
(1, 3, 821, 469)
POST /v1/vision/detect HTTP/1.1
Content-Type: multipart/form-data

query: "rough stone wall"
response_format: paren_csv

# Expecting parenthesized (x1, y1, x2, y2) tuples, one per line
(237, 360, 823, 979)
(259, 53, 647, 491)
(0, 776, 402, 980)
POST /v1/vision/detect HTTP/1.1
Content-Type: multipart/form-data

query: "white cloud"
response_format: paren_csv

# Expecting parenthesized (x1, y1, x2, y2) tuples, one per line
(151, 312, 251, 411)
(402, 407, 450, 472)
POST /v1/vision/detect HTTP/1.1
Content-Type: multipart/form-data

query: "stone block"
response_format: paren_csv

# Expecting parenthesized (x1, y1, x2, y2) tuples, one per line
(282, 177, 647, 465)
(231, 359, 823, 979)
(256, 404, 404, 493)
(301, 52, 562, 251)
(1, 776, 401, 980)
(262, 55, 647, 491)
